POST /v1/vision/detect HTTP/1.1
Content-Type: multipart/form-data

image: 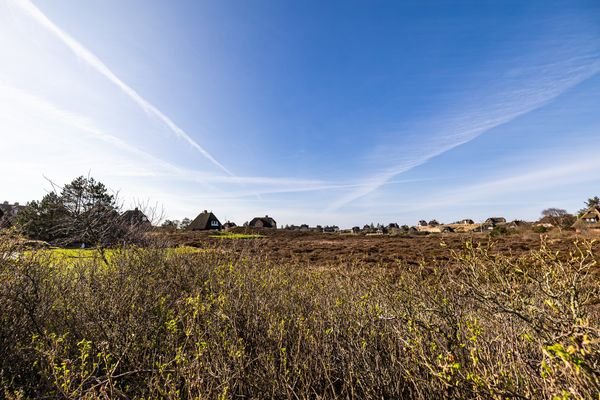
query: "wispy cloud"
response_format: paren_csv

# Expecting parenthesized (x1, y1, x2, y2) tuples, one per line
(0, 82, 352, 196)
(9, 0, 233, 175)
(408, 154, 600, 214)
(329, 45, 600, 210)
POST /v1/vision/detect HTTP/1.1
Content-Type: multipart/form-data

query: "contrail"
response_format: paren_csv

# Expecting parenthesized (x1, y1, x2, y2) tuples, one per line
(11, 0, 233, 176)
(329, 51, 600, 211)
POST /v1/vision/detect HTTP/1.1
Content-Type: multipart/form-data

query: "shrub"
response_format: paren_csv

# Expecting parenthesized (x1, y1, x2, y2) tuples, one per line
(0, 239, 598, 398)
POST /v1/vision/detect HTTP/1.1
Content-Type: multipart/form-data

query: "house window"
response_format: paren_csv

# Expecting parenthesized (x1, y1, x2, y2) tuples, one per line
(211, 220, 219, 227)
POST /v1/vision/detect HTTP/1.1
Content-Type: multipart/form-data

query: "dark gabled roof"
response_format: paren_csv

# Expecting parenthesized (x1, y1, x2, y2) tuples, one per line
(121, 208, 151, 227)
(249, 215, 277, 228)
(485, 217, 506, 224)
(509, 220, 527, 226)
(188, 210, 221, 230)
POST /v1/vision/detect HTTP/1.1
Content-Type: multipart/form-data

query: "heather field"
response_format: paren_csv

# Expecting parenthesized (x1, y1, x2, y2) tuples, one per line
(1, 232, 598, 399)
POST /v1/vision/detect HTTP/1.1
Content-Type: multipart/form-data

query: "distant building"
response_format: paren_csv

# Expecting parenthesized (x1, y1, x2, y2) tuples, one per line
(188, 210, 222, 231)
(0, 201, 25, 228)
(580, 207, 600, 223)
(249, 215, 277, 229)
(508, 220, 528, 229)
(459, 219, 475, 225)
(482, 217, 507, 230)
(222, 221, 237, 230)
(121, 207, 152, 229)
(572, 206, 600, 233)
(352, 226, 361, 234)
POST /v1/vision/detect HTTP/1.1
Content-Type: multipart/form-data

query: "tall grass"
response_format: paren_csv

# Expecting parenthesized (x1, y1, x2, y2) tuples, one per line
(0, 239, 598, 399)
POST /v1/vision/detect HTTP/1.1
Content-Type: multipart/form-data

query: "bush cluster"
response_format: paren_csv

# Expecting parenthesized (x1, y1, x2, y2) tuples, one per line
(0, 239, 598, 399)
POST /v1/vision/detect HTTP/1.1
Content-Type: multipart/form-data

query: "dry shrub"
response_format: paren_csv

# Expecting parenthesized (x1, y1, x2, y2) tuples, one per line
(0, 237, 598, 399)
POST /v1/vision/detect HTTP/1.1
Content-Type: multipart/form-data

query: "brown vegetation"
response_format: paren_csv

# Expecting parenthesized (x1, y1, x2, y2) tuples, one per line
(1, 231, 599, 399)
(160, 228, 593, 267)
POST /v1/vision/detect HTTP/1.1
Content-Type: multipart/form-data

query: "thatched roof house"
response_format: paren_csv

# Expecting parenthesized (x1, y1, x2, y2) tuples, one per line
(222, 221, 237, 230)
(573, 206, 600, 233)
(249, 215, 277, 229)
(482, 217, 507, 230)
(580, 207, 600, 223)
(121, 208, 151, 229)
(188, 210, 222, 231)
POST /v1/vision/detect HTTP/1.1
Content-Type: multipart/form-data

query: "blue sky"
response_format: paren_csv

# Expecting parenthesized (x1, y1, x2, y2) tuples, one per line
(1, 0, 599, 227)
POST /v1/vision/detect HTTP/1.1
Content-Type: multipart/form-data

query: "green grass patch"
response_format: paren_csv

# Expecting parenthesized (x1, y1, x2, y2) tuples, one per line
(209, 232, 265, 239)
(24, 246, 208, 267)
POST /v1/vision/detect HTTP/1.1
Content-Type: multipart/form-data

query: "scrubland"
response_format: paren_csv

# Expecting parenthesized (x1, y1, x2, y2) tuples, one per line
(0, 233, 598, 399)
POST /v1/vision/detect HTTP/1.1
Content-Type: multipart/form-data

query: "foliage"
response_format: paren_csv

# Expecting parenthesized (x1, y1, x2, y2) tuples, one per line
(489, 225, 512, 237)
(585, 196, 600, 208)
(541, 208, 576, 231)
(179, 218, 191, 230)
(161, 219, 180, 232)
(16, 176, 142, 247)
(0, 239, 598, 399)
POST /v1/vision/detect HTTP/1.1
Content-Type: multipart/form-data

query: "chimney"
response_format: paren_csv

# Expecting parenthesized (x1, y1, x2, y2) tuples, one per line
(134, 207, 138, 211)
(14, 202, 18, 206)
(203, 210, 208, 213)
(265, 215, 268, 217)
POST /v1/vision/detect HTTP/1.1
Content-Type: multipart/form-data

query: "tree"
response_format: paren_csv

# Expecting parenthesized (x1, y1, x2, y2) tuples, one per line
(585, 196, 600, 208)
(17, 176, 129, 247)
(17, 192, 66, 242)
(540, 208, 575, 232)
(161, 220, 178, 232)
(179, 217, 191, 230)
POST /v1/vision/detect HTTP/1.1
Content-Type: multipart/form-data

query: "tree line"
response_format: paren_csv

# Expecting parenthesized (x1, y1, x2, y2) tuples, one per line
(14, 176, 150, 247)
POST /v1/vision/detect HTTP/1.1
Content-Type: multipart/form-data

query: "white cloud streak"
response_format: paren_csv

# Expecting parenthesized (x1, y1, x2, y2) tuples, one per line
(408, 155, 600, 213)
(329, 49, 600, 210)
(0, 82, 342, 191)
(10, 0, 233, 176)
